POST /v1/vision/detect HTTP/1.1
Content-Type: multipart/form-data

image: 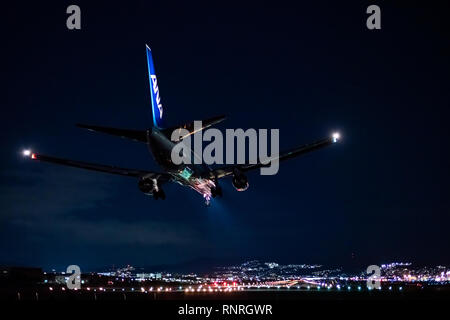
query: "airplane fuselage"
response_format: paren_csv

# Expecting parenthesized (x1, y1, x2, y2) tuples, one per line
(146, 127, 216, 201)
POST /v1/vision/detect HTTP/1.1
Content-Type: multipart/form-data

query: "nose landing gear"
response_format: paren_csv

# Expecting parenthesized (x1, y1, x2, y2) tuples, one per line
(204, 195, 211, 206)
(153, 188, 166, 200)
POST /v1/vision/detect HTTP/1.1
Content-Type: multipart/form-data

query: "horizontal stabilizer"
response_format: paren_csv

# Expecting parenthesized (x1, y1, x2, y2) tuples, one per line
(76, 124, 148, 142)
(162, 115, 226, 141)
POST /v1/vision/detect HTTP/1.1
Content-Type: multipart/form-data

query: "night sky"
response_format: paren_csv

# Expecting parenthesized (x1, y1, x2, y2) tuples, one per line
(1, 2, 449, 272)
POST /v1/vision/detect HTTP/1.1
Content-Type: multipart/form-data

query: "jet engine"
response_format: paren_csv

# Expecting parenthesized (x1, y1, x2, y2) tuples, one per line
(138, 178, 166, 199)
(232, 171, 249, 192)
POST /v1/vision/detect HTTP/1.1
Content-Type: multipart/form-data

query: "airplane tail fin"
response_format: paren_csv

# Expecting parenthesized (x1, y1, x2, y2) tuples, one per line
(146, 45, 163, 128)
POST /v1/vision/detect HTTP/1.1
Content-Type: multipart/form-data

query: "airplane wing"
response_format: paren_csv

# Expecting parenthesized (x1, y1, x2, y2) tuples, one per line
(26, 152, 171, 181)
(209, 134, 340, 179)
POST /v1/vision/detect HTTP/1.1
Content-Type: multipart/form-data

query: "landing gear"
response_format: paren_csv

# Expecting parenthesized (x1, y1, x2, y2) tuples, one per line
(211, 178, 223, 198)
(153, 188, 166, 200)
(211, 185, 223, 198)
(204, 193, 211, 206)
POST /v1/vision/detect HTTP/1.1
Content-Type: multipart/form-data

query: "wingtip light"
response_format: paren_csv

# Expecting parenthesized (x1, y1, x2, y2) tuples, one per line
(23, 149, 37, 159)
(332, 132, 340, 143)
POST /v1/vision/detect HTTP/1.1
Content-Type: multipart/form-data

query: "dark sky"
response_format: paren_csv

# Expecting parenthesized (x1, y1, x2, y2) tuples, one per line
(1, 1, 449, 271)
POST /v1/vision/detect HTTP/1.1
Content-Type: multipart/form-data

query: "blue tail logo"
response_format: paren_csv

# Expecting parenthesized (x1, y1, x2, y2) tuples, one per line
(146, 45, 163, 128)
(150, 75, 163, 117)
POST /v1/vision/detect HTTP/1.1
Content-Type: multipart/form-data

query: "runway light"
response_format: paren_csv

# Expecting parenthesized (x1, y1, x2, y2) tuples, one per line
(332, 132, 340, 143)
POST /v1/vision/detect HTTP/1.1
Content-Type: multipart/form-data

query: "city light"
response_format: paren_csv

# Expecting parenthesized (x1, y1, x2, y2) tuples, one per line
(26, 260, 449, 299)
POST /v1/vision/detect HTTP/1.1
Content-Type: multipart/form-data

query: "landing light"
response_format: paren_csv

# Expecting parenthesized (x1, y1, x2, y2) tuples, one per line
(332, 132, 340, 143)
(23, 149, 31, 157)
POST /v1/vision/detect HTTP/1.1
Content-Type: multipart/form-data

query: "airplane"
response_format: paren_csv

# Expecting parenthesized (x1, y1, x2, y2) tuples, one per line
(23, 45, 340, 205)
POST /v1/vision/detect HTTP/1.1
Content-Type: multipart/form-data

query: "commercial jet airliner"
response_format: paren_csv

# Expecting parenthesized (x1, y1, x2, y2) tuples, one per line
(23, 45, 340, 205)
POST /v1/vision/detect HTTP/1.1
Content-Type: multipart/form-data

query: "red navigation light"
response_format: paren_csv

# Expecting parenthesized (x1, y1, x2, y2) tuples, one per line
(31, 153, 37, 160)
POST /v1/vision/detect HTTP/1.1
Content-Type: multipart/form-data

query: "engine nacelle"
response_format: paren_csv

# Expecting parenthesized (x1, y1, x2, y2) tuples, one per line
(232, 172, 249, 192)
(138, 178, 157, 195)
(138, 178, 166, 199)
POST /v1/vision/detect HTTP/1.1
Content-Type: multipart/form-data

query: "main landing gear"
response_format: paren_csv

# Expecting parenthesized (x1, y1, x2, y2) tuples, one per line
(153, 188, 166, 200)
(210, 185, 223, 198)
